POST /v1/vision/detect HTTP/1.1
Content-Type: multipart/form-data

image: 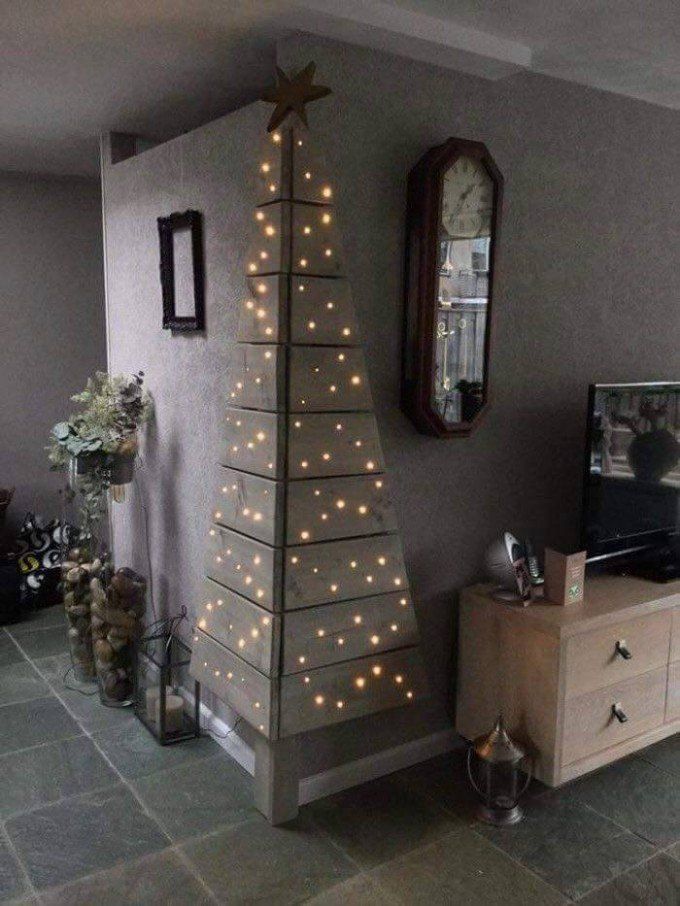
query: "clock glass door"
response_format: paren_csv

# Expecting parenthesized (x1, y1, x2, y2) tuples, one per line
(434, 156, 494, 426)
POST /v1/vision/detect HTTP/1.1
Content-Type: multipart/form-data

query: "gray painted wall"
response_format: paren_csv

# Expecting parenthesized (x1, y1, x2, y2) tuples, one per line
(103, 34, 680, 775)
(0, 173, 105, 534)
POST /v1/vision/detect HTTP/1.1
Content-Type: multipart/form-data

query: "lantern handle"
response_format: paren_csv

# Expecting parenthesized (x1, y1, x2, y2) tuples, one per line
(518, 759, 533, 798)
(466, 745, 533, 799)
(466, 746, 485, 798)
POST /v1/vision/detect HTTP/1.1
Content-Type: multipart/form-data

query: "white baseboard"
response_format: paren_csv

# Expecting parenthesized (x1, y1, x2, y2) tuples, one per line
(179, 686, 255, 774)
(185, 687, 461, 804)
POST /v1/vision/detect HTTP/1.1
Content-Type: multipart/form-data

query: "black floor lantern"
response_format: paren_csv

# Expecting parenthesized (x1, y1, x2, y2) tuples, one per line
(466, 715, 532, 826)
(134, 630, 201, 745)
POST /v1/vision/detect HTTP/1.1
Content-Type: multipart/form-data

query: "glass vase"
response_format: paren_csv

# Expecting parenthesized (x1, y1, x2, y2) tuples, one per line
(93, 568, 146, 707)
(62, 546, 100, 682)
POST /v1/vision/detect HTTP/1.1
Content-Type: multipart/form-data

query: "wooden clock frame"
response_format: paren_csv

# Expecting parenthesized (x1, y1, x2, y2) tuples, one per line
(401, 138, 503, 437)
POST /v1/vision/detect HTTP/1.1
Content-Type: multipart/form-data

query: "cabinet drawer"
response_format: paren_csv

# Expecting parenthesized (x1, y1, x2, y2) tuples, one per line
(562, 667, 666, 766)
(565, 611, 671, 699)
(667, 660, 680, 722)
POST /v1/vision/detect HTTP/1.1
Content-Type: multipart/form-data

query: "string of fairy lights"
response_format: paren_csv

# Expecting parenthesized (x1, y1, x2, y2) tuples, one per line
(192, 125, 420, 736)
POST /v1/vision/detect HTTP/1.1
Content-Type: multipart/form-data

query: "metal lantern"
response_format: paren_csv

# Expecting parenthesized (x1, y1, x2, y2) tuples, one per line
(134, 631, 201, 745)
(466, 715, 531, 826)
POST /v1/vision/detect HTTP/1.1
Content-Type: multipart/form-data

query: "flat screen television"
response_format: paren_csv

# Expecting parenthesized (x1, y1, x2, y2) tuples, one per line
(581, 382, 680, 568)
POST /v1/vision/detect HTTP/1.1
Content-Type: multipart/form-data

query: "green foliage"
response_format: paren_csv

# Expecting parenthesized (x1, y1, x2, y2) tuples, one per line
(47, 371, 152, 541)
(48, 371, 151, 468)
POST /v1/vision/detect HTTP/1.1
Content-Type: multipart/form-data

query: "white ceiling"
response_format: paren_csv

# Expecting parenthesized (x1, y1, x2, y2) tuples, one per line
(4, 0, 680, 177)
(391, 0, 680, 108)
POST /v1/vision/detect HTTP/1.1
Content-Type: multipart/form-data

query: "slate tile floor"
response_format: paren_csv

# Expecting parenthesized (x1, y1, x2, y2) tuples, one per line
(1, 608, 680, 904)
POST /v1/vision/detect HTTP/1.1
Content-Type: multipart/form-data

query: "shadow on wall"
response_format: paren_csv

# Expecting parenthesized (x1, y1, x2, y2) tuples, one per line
(127, 414, 178, 625)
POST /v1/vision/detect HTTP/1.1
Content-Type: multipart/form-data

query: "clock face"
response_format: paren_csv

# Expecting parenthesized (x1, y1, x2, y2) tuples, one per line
(441, 156, 493, 240)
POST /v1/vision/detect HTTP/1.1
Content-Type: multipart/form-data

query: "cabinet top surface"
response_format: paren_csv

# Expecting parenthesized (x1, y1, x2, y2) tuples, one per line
(464, 573, 680, 637)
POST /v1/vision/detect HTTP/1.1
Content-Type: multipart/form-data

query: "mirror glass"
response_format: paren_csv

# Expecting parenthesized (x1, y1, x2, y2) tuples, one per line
(433, 155, 494, 425)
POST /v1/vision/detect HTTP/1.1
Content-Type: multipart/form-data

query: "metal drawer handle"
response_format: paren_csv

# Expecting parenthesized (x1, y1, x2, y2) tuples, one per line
(615, 640, 632, 660)
(612, 702, 628, 724)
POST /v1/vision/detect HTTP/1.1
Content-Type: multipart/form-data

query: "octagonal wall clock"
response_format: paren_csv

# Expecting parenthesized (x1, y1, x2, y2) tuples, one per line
(402, 138, 503, 437)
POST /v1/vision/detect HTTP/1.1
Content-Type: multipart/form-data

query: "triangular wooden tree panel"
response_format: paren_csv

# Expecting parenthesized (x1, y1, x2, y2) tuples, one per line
(190, 121, 427, 740)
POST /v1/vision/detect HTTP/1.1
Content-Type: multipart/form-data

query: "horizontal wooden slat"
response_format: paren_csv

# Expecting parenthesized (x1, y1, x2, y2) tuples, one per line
(282, 591, 418, 673)
(211, 467, 283, 546)
(206, 525, 281, 611)
(197, 579, 278, 674)
(244, 201, 342, 281)
(290, 277, 359, 346)
(237, 274, 287, 344)
(251, 129, 337, 208)
(245, 203, 290, 274)
(220, 408, 283, 478)
(292, 140, 336, 205)
(288, 412, 384, 479)
(226, 344, 284, 411)
(190, 630, 275, 739)
(279, 646, 426, 736)
(288, 346, 372, 412)
(286, 474, 397, 545)
(284, 534, 408, 610)
(253, 133, 288, 207)
(290, 204, 343, 277)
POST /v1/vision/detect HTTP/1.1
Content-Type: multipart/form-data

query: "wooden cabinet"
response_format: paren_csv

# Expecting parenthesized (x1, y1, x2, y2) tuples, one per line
(456, 576, 680, 786)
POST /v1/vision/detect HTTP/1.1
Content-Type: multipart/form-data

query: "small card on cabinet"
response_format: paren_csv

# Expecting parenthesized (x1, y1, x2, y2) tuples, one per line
(543, 549, 586, 606)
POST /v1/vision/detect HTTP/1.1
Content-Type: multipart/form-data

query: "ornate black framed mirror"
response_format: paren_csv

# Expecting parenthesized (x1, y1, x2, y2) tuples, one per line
(158, 209, 205, 333)
(402, 139, 503, 436)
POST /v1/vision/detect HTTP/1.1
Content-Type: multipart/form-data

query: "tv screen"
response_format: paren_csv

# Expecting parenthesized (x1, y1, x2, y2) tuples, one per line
(582, 382, 680, 559)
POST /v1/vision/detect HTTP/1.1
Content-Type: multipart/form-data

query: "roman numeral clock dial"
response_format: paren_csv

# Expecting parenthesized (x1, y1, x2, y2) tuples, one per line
(441, 156, 493, 240)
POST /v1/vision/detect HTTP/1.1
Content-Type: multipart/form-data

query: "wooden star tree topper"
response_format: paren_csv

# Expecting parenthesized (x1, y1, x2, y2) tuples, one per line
(261, 62, 331, 133)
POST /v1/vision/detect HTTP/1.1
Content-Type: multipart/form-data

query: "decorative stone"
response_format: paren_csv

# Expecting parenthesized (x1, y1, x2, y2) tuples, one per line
(94, 639, 114, 662)
(98, 607, 135, 630)
(63, 552, 101, 683)
(107, 625, 130, 640)
(107, 633, 127, 652)
(66, 567, 85, 584)
(94, 567, 147, 706)
(111, 572, 137, 597)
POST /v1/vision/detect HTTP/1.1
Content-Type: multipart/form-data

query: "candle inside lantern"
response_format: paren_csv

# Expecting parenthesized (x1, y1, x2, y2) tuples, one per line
(145, 684, 173, 716)
(156, 694, 185, 735)
(146, 686, 184, 733)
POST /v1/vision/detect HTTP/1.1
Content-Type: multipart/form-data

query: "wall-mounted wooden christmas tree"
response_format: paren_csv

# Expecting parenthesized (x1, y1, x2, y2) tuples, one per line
(190, 64, 426, 823)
